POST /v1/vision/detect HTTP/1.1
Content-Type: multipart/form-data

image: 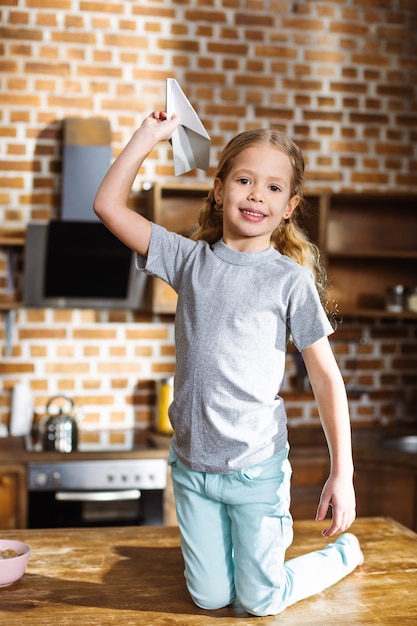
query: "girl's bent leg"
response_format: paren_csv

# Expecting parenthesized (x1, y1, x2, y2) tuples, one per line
(277, 533, 364, 614)
(226, 449, 363, 617)
(169, 449, 235, 610)
(170, 446, 363, 617)
(234, 530, 363, 617)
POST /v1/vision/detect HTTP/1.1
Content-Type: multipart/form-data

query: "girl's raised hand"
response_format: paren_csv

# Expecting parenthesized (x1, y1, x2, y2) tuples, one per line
(141, 110, 181, 143)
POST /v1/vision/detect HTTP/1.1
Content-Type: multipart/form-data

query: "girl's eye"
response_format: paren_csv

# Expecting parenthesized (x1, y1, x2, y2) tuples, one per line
(237, 177, 251, 185)
(269, 184, 281, 192)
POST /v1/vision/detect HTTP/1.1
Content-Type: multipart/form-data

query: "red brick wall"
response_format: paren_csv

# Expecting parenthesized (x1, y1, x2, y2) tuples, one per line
(0, 309, 416, 430)
(1, 0, 416, 227)
(0, 1, 416, 431)
(0, 308, 176, 430)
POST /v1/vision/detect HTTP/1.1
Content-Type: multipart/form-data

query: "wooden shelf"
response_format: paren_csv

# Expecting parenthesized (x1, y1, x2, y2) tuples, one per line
(141, 183, 211, 314)
(314, 193, 417, 316)
(327, 250, 417, 260)
(0, 233, 24, 354)
(137, 187, 417, 318)
(0, 192, 416, 323)
(337, 308, 417, 320)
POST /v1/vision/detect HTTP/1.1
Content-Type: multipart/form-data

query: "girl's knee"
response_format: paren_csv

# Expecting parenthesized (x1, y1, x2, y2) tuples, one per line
(240, 599, 285, 617)
(238, 586, 287, 617)
(187, 581, 235, 611)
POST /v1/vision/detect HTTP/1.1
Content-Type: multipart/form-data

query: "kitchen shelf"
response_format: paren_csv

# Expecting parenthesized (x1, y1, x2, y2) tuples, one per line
(337, 308, 417, 320)
(0, 193, 416, 322)
(136, 187, 417, 318)
(0, 229, 25, 354)
(327, 250, 417, 260)
(313, 193, 417, 315)
(141, 182, 211, 314)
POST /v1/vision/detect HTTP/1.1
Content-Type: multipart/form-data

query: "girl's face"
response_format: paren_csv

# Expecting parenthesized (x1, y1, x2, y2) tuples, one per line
(214, 143, 300, 252)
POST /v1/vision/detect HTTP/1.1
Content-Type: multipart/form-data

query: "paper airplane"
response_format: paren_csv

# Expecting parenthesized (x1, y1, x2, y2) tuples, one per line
(166, 78, 211, 176)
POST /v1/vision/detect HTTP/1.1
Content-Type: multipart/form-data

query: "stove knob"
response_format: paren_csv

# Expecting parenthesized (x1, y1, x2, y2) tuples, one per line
(34, 471, 48, 487)
(52, 471, 61, 486)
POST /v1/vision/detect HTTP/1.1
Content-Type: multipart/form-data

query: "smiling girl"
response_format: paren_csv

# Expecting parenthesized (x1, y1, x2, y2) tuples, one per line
(94, 111, 363, 617)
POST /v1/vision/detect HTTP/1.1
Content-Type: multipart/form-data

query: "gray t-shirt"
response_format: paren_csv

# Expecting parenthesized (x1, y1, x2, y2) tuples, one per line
(137, 223, 333, 473)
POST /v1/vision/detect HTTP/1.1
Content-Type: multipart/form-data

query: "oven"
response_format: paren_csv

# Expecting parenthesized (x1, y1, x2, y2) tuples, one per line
(27, 458, 167, 528)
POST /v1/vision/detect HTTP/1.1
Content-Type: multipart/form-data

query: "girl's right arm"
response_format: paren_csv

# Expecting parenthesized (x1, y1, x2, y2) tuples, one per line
(94, 111, 180, 257)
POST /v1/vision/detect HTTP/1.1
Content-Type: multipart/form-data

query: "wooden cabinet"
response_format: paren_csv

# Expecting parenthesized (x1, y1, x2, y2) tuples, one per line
(0, 464, 27, 529)
(2, 191, 416, 318)
(142, 183, 211, 314)
(354, 461, 417, 532)
(290, 448, 417, 532)
(142, 187, 417, 317)
(309, 193, 417, 317)
(0, 229, 25, 355)
(289, 451, 330, 521)
(0, 229, 25, 311)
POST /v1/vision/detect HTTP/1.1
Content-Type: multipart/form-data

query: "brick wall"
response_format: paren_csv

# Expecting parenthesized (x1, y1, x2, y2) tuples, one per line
(1, 308, 416, 429)
(285, 318, 417, 426)
(0, 307, 176, 430)
(0, 1, 416, 431)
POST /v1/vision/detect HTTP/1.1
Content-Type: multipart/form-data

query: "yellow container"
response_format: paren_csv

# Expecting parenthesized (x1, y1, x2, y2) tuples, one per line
(155, 377, 174, 434)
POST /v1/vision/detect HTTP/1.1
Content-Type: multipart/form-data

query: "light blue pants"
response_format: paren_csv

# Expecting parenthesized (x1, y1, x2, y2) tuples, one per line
(169, 444, 362, 617)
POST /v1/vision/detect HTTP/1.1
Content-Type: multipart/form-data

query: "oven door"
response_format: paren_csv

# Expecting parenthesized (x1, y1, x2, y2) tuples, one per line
(28, 488, 164, 528)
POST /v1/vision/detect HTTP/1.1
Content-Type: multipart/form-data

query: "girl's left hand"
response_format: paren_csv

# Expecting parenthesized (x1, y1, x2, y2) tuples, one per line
(316, 474, 356, 538)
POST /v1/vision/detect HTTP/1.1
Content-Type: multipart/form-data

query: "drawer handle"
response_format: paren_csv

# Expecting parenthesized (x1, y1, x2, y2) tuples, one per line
(55, 489, 141, 502)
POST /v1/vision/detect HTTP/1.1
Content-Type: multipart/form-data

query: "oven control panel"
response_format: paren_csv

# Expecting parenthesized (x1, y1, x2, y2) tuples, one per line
(28, 459, 167, 491)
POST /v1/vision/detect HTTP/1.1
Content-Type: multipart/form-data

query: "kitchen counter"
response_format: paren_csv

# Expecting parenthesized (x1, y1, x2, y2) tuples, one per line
(352, 424, 417, 469)
(1, 423, 417, 465)
(2, 425, 417, 531)
(1, 517, 416, 625)
(0, 430, 170, 462)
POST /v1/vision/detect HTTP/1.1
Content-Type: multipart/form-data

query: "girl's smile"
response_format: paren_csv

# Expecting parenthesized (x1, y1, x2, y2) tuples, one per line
(239, 208, 267, 221)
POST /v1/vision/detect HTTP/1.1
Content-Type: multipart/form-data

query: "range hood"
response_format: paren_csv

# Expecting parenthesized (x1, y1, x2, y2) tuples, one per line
(23, 220, 146, 310)
(23, 118, 146, 310)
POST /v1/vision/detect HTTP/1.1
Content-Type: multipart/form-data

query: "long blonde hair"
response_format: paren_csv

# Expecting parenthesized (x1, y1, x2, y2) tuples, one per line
(192, 129, 330, 313)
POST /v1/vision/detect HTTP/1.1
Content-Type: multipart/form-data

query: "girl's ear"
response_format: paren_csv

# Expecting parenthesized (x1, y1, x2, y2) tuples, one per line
(213, 178, 223, 204)
(284, 194, 300, 219)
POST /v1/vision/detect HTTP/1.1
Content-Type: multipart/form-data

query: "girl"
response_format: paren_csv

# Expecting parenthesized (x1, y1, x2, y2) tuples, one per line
(94, 111, 363, 617)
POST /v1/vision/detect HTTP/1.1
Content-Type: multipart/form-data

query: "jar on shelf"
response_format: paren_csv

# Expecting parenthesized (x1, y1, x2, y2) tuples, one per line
(406, 287, 417, 313)
(385, 285, 405, 313)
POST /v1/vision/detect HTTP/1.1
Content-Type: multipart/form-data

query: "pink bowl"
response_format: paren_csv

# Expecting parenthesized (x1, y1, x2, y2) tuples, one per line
(0, 540, 31, 587)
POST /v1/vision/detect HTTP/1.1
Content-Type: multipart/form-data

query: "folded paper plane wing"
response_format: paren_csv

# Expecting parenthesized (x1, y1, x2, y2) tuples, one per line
(166, 78, 211, 176)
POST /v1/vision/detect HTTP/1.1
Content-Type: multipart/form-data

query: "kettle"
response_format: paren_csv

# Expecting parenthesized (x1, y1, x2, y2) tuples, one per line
(40, 395, 79, 453)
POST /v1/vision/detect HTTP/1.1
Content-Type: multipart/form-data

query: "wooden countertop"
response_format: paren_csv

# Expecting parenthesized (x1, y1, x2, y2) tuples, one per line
(352, 424, 417, 469)
(0, 431, 170, 462)
(1, 517, 416, 625)
(2, 423, 417, 466)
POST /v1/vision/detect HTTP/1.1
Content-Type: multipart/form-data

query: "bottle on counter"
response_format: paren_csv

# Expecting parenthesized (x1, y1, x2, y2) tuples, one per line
(155, 377, 174, 435)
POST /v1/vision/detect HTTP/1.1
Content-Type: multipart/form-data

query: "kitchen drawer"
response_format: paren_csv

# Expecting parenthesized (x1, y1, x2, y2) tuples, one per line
(0, 464, 27, 529)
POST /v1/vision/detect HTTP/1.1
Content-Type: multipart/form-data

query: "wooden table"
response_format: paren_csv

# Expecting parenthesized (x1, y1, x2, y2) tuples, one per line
(1, 517, 416, 625)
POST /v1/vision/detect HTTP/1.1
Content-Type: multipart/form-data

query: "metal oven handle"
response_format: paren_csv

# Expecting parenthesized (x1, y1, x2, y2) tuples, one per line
(55, 489, 141, 502)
